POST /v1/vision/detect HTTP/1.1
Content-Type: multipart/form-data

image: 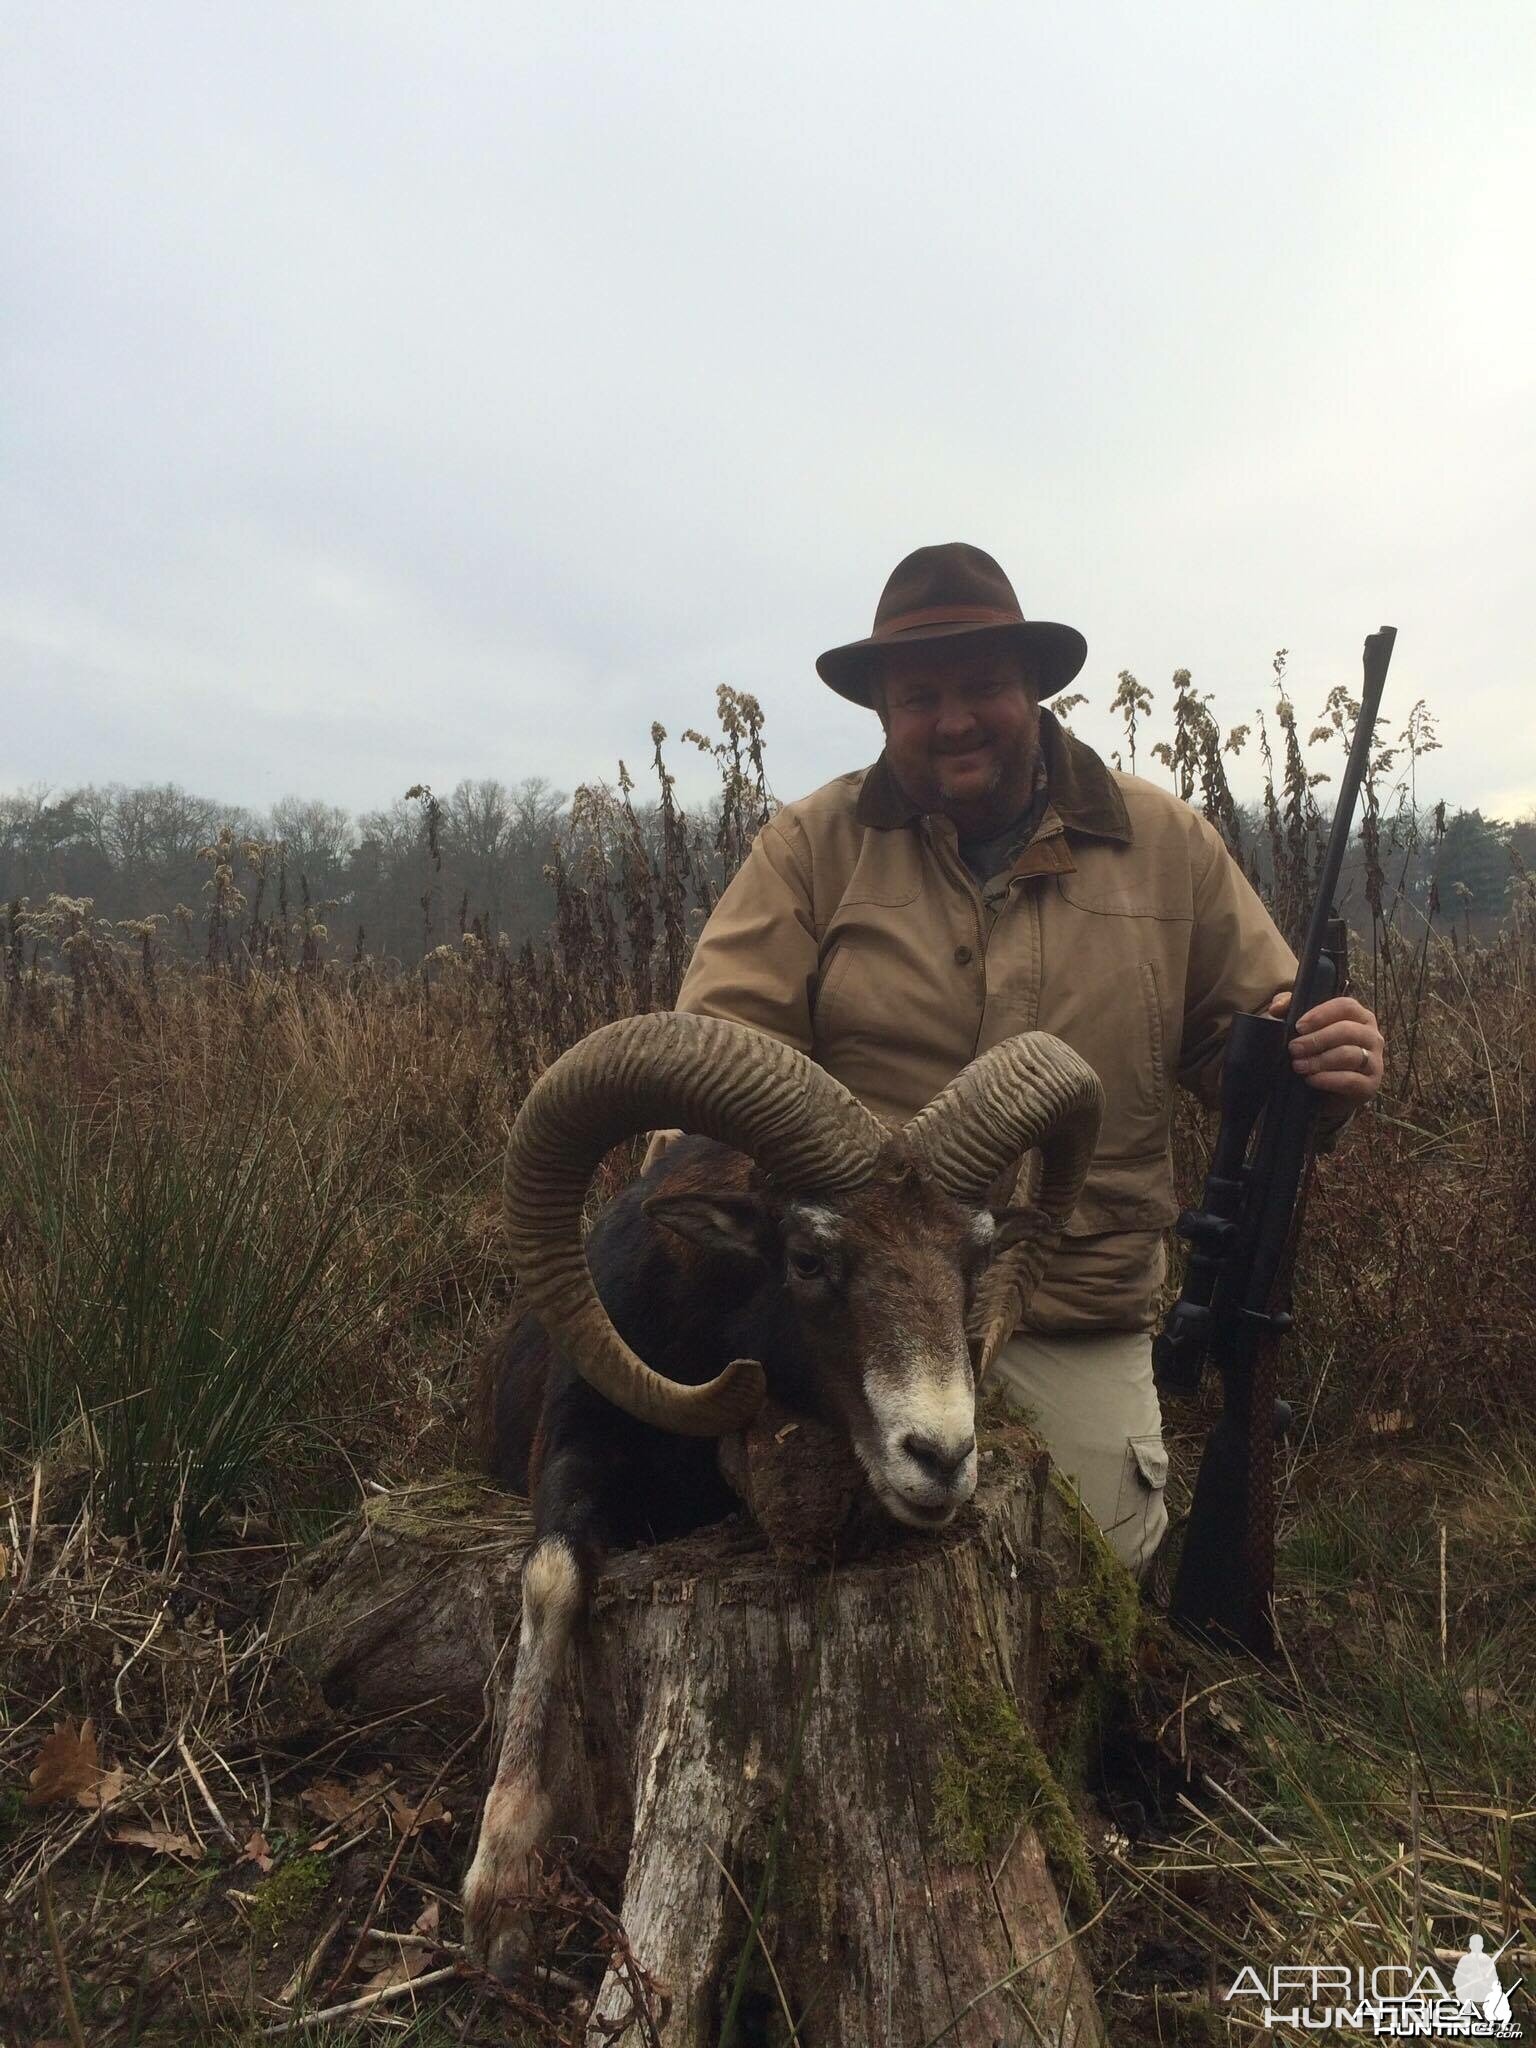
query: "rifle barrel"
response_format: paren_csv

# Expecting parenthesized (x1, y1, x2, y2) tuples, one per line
(1288, 626, 1396, 1036)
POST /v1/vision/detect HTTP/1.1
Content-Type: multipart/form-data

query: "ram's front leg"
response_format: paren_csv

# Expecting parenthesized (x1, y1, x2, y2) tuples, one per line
(461, 1530, 585, 1980)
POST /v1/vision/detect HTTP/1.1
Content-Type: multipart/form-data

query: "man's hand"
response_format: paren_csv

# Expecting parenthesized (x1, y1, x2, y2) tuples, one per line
(1267, 989, 1385, 1106)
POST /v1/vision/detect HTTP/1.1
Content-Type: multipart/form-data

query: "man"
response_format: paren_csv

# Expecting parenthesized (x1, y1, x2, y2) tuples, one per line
(645, 543, 1384, 1577)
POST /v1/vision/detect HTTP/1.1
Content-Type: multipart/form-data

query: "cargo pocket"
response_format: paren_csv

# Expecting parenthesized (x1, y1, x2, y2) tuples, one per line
(1123, 1432, 1170, 1580)
(1128, 1433, 1168, 1495)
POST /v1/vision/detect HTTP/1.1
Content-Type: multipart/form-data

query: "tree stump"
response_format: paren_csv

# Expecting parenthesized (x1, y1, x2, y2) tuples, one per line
(274, 1438, 1112, 2047)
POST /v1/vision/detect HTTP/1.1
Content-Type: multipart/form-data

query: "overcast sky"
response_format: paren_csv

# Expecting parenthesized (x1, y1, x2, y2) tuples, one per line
(5, 2, 1532, 830)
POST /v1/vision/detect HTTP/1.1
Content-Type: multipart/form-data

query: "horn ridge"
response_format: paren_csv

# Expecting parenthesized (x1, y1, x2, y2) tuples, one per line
(503, 1013, 889, 1435)
(903, 1033, 1104, 1378)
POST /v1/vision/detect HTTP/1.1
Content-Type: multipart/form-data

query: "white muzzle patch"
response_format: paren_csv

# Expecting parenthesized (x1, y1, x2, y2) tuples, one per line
(859, 1347, 978, 1526)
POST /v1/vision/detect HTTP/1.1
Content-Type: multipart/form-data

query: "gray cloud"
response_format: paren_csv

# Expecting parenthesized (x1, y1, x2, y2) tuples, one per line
(4, 1, 1532, 824)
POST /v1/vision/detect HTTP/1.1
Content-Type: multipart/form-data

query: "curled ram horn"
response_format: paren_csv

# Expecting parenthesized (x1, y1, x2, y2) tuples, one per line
(903, 1034, 1104, 1379)
(501, 1013, 890, 1434)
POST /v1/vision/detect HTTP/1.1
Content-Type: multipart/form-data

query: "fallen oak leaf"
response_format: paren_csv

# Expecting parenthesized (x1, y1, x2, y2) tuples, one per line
(239, 1827, 274, 1873)
(26, 1718, 100, 1807)
(300, 1768, 390, 1829)
(95, 1764, 127, 1807)
(299, 1778, 358, 1827)
(384, 1786, 451, 1836)
(111, 1823, 203, 1861)
(26, 1718, 127, 1810)
(363, 1943, 437, 1992)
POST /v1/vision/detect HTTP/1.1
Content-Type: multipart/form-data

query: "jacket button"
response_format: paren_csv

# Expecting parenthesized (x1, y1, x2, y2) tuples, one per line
(954, 945, 973, 966)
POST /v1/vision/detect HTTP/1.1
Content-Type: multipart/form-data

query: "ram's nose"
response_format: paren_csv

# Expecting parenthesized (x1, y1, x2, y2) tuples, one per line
(887, 1428, 978, 1522)
(900, 1431, 976, 1489)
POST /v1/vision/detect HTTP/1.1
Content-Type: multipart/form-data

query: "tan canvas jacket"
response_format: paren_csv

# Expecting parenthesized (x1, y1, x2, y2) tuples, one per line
(650, 710, 1309, 1334)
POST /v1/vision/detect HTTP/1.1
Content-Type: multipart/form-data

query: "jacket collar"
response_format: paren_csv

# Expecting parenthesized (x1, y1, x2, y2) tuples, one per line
(853, 708, 1133, 844)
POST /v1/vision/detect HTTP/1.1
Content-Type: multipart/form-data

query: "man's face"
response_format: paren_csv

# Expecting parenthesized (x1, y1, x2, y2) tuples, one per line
(874, 642, 1041, 829)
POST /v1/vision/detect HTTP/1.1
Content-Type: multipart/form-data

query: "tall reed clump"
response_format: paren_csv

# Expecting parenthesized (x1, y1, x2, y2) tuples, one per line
(0, 690, 774, 1535)
(2, 671, 1530, 1510)
(1113, 653, 1535, 1439)
(1, 659, 1533, 2043)
(0, 1072, 388, 1548)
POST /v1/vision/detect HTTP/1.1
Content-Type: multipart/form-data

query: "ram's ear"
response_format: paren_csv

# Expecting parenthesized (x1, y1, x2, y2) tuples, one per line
(988, 1205, 1047, 1255)
(642, 1191, 775, 1264)
(981, 1155, 1038, 1213)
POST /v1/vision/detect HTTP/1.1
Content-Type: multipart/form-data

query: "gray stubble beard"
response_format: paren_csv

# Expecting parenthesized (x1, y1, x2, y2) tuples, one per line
(934, 751, 1009, 805)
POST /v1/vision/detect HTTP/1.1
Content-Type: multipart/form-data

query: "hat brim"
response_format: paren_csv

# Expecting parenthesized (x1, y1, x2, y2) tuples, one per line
(815, 619, 1087, 707)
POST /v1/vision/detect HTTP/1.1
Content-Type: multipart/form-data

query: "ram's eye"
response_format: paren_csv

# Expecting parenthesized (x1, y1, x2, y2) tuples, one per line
(788, 1249, 825, 1280)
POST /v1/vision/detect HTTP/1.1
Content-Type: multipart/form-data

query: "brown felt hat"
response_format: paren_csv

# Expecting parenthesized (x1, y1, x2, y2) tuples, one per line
(816, 543, 1087, 706)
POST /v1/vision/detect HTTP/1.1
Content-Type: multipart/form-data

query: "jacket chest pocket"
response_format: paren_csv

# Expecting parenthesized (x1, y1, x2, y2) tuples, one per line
(813, 904, 980, 1081)
(1039, 948, 1173, 1148)
(1041, 875, 1189, 1143)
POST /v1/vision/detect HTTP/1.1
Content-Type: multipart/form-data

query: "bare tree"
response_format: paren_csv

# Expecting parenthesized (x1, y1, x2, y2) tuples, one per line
(267, 796, 355, 893)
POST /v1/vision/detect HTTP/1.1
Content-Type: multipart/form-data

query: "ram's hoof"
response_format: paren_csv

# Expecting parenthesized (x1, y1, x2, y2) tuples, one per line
(462, 1850, 537, 1982)
(461, 1779, 550, 1983)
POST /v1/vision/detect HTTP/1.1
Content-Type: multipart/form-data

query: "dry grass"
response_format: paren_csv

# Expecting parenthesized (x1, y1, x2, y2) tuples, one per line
(1, 678, 1532, 2041)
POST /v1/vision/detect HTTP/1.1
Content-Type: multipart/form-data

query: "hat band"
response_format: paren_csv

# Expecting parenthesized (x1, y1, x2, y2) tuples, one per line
(875, 603, 1022, 639)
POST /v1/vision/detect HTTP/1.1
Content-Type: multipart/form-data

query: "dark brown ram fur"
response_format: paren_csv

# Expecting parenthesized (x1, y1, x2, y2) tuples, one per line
(477, 1130, 1004, 1576)
(463, 1129, 1041, 1980)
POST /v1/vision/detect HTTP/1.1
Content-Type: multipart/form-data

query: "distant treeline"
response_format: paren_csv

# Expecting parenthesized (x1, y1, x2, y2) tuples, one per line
(0, 773, 740, 967)
(3, 692, 1532, 970)
(1251, 795, 1534, 935)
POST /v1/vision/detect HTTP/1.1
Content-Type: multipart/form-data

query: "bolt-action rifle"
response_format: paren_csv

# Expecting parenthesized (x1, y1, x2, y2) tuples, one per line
(1153, 626, 1397, 1657)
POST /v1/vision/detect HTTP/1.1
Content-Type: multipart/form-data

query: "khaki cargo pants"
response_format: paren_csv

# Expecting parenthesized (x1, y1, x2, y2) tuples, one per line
(990, 1329, 1168, 1581)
